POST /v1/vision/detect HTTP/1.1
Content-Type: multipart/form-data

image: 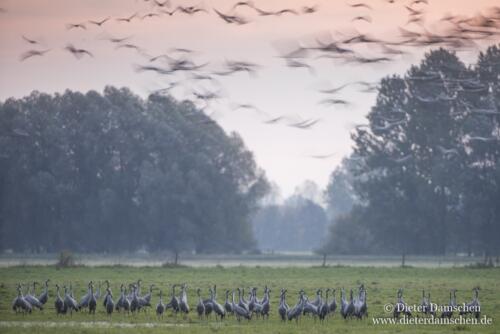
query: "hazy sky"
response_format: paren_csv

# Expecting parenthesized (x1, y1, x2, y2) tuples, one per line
(0, 0, 498, 196)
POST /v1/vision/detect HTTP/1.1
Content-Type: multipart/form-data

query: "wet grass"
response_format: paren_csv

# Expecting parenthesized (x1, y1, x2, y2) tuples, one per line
(0, 265, 499, 333)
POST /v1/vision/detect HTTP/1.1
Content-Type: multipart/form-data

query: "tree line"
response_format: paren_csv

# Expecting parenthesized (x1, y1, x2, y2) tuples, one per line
(0, 87, 269, 255)
(321, 45, 500, 263)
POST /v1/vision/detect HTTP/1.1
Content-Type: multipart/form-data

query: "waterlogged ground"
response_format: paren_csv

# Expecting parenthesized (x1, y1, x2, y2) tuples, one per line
(0, 266, 499, 333)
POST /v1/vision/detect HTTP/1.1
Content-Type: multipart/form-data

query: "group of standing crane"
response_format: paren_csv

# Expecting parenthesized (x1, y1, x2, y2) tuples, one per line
(11, 279, 363, 322)
(394, 287, 481, 320)
(11, 280, 481, 323)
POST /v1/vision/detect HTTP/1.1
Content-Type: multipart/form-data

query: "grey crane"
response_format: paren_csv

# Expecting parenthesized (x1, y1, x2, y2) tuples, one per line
(78, 281, 93, 310)
(427, 292, 436, 317)
(318, 289, 330, 321)
(287, 290, 305, 322)
(237, 288, 249, 312)
(54, 284, 65, 315)
(202, 288, 214, 318)
(224, 290, 233, 315)
(102, 280, 111, 307)
(278, 288, 289, 321)
(460, 288, 480, 319)
(179, 283, 190, 314)
(302, 294, 319, 317)
(421, 289, 431, 315)
(345, 289, 355, 318)
(24, 282, 43, 310)
(231, 290, 251, 321)
(12, 284, 32, 314)
(156, 290, 165, 318)
(63, 285, 79, 315)
(138, 284, 155, 310)
(196, 288, 205, 320)
(248, 287, 257, 313)
(359, 287, 368, 318)
(115, 284, 130, 312)
(88, 283, 97, 314)
(261, 287, 270, 319)
(136, 279, 143, 297)
(104, 287, 114, 316)
(311, 289, 322, 307)
(38, 279, 50, 306)
(211, 285, 226, 320)
(394, 288, 411, 318)
(354, 285, 367, 319)
(340, 288, 349, 319)
(130, 284, 140, 313)
(165, 284, 180, 313)
(440, 289, 457, 319)
(329, 289, 337, 316)
(248, 287, 263, 318)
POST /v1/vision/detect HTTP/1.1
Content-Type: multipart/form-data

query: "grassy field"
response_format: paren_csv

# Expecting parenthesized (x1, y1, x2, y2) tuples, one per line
(0, 265, 499, 333)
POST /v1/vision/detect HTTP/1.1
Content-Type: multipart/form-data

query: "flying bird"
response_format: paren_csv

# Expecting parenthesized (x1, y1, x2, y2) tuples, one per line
(213, 9, 248, 24)
(302, 6, 318, 14)
(106, 36, 132, 44)
(177, 6, 207, 15)
(274, 8, 299, 16)
(263, 116, 286, 124)
(232, 1, 255, 10)
(319, 83, 351, 94)
(66, 23, 86, 30)
(348, 3, 372, 10)
(352, 15, 372, 23)
(19, 49, 50, 61)
(65, 44, 93, 58)
(88, 17, 110, 26)
(285, 59, 315, 74)
(142, 13, 160, 20)
(160, 9, 178, 16)
(116, 13, 138, 23)
(288, 119, 321, 129)
(22, 35, 40, 45)
(154, 0, 170, 7)
(319, 98, 350, 106)
(116, 43, 143, 53)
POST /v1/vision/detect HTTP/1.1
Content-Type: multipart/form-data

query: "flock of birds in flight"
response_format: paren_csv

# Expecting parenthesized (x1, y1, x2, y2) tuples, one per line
(11, 280, 482, 324)
(3, 0, 500, 159)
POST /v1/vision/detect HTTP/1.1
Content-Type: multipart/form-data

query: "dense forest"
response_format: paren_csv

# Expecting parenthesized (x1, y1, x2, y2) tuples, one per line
(0, 87, 269, 254)
(321, 45, 500, 261)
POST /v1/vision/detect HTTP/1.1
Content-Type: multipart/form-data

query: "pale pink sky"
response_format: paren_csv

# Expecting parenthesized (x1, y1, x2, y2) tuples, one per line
(0, 0, 498, 196)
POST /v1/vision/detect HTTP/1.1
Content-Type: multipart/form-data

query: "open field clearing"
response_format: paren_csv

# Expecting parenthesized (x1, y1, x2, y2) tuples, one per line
(0, 254, 488, 268)
(0, 266, 499, 333)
